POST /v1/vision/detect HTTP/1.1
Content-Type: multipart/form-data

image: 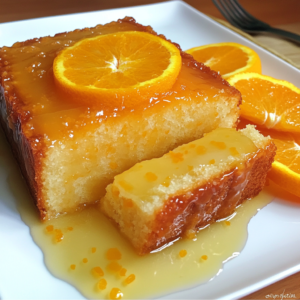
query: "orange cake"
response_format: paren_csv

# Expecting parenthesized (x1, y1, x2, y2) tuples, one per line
(101, 126, 276, 255)
(0, 17, 241, 220)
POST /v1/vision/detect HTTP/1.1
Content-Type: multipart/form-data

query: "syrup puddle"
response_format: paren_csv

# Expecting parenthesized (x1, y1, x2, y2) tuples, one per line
(0, 130, 273, 299)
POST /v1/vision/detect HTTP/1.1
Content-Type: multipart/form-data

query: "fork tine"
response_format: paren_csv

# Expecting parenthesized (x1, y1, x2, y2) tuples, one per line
(223, 0, 253, 28)
(230, 0, 268, 27)
(213, 0, 300, 42)
(212, 0, 249, 30)
(229, 0, 257, 26)
(212, 0, 236, 25)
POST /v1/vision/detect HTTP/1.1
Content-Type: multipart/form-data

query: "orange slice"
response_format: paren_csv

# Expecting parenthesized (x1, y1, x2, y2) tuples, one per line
(185, 42, 261, 79)
(53, 31, 182, 109)
(238, 118, 300, 198)
(229, 73, 300, 132)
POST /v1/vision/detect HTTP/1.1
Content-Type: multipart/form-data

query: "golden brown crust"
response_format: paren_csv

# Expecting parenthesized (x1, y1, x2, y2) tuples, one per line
(0, 86, 47, 219)
(240, 143, 277, 201)
(142, 171, 235, 254)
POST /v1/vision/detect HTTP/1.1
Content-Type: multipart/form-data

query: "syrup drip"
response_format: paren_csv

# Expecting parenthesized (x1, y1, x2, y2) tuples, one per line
(0, 130, 273, 299)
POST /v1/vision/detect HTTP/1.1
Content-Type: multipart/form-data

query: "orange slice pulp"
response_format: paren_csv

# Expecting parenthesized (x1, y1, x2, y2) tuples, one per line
(53, 31, 182, 109)
(185, 42, 261, 79)
(229, 73, 300, 132)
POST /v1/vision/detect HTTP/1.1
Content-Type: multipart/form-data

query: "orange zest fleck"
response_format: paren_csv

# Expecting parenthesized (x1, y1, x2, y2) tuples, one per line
(112, 186, 120, 197)
(123, 199, 134, 208)
(67, 227, 73, 231)
(210, 141, 226, 150)
(209, 159, 215, 165)
(169, 151, 184, 163)
(185, 230, 196, 239)
(229, 147, 239, 156)
(119, 268, 127, 276)
(70, 264, 76, 270)
(92, 266, 104, 277)
(82, 258, 88, 263)
(161, 176, 171, 187)
(106, 145, 116, 154)
(97, 278, 107, 290)
(179, 250, 187, 258)
(54, 229, 64, 243)
(124, 274, 136, 285)
(196, 145, 207, 155)
(110, 162, 118, 170)
(46, 225, 54, 232)
(144, 172, 158, 182)
(224, 220, 231, 226)
(109, 287, 123, 299)
(92, 247, 97, 253)
(118, 180, 134, 192)
(107, 261, 122, 273)
(106, 248, 122, 260)
(188, 165, 194, 171)
(201, 255, 208, 261)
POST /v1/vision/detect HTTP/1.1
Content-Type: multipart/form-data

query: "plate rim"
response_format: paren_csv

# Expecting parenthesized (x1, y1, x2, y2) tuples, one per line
(1, 1, 300, 299)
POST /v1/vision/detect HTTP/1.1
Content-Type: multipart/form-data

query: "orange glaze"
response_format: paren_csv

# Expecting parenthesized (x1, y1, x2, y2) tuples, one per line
(4, 145, 273, 300)
(30, 192, 273, 300)
(0, 17, 235, 144)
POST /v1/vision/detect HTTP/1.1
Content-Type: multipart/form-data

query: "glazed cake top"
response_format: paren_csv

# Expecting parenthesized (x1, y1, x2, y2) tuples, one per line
(0, 17, 240, 142)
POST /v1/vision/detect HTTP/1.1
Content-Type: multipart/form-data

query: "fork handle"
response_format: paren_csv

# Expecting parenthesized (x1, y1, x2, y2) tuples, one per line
(265, 27, 300, 44)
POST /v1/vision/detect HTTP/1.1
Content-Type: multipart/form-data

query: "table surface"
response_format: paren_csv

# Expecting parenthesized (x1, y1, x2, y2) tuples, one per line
(1, 0, 300, 299)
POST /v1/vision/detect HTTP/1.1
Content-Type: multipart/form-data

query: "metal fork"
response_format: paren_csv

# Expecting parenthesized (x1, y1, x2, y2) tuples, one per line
(212, 0, 300, 43)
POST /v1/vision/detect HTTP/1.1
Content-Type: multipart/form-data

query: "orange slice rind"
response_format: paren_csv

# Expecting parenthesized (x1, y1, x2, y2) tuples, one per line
(185, 42, 261, 79)
(268, 161, 300, 198)
(53, 31, 182, 109)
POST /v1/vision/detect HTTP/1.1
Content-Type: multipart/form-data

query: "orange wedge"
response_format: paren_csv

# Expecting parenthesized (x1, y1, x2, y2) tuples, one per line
(185, 42, 261, 79)
(53, 31, 182, 109)
(238, 118, 300, 198)
(229, 73, 300, 132)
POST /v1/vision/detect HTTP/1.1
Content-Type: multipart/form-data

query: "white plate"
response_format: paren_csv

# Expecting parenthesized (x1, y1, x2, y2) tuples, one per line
(1, 1, 300, 299)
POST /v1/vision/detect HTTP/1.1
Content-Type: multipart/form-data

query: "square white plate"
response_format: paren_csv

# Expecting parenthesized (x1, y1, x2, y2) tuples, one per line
(1, 1, 300, 299)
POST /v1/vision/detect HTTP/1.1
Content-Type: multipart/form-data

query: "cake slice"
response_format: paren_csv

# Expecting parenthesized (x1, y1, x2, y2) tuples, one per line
(100, 126, 276, 255)
(0, 17, 241, 220)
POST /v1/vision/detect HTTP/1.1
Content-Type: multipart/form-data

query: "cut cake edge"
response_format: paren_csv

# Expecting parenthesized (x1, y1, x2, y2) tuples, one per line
(100, 125, 276, 255)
